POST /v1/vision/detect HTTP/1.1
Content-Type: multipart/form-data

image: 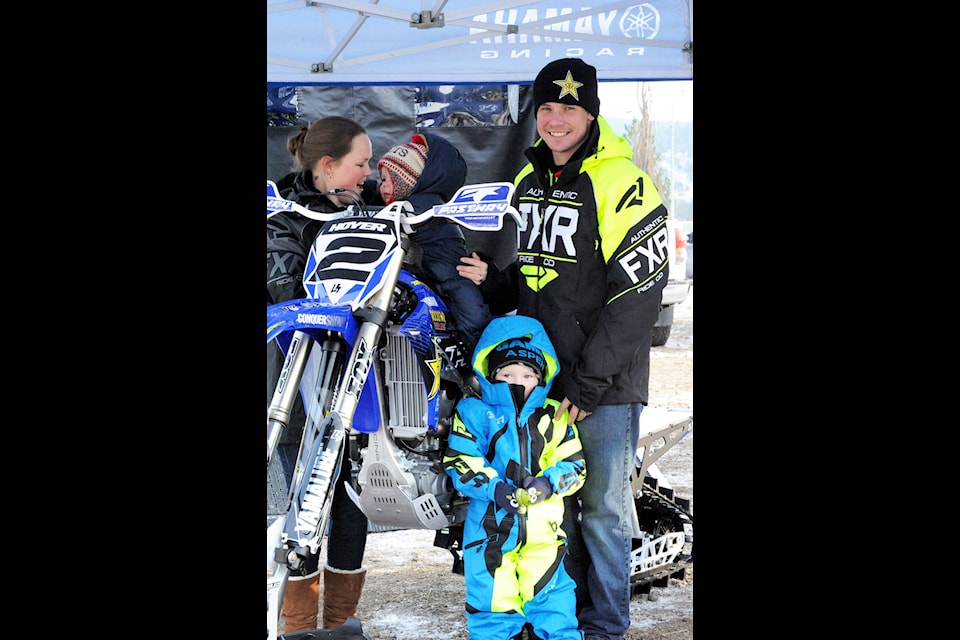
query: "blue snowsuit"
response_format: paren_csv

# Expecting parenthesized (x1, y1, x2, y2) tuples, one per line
(443, 315, 586, 640)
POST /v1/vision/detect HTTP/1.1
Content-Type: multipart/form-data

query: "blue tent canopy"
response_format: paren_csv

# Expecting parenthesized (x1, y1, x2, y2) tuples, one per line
(267, 0, 693, 86)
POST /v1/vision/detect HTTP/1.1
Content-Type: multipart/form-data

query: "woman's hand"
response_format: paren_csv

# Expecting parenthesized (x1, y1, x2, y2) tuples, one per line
(457, 252, 489, 286)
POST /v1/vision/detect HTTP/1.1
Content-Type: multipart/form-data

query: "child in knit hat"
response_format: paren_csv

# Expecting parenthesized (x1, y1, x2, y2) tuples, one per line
(377, 133, 491, 361)
(378, 135, 428, 204)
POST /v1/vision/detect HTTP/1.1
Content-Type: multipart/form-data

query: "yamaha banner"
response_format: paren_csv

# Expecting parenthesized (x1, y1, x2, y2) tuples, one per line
(267, 1, 693, 86)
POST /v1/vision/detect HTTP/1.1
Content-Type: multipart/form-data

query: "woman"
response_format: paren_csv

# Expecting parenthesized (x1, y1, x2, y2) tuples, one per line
(266, 116, 378, 632)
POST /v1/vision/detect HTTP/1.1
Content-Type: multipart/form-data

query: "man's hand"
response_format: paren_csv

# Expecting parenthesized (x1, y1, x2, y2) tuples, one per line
(457, 252, 489, 286)
(558, 397, 592, 426)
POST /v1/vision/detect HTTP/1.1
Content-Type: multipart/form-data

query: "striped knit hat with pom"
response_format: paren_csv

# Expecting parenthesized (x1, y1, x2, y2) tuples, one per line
(378, 134, 428, 203)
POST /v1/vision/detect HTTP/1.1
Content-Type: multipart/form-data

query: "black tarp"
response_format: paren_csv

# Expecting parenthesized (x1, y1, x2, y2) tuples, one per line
(267, 85, 537, 269)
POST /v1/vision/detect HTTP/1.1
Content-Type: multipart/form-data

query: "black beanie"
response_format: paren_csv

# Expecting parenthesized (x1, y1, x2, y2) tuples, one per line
(487, 338, 546, 384)
(532, 58, 600, 117)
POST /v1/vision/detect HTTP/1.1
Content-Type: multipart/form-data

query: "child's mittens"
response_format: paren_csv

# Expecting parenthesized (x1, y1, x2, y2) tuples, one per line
(522, 476, 553, 504)
(494, 482, 521, 514)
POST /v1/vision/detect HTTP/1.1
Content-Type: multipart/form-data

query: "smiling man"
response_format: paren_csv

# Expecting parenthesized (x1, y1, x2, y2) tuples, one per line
(456, 57, 672, 640)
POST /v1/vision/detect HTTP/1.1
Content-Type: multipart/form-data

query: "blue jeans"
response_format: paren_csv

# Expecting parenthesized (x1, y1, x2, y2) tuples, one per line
(562, 403, 643, 640)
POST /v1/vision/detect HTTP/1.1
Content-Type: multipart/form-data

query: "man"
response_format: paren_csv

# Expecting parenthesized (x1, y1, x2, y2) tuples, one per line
(457, 57, 670, 640)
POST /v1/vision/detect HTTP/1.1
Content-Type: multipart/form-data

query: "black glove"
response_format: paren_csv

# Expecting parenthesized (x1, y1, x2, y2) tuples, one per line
(522, 476, 554, 504)
(494, 482, 521, 514)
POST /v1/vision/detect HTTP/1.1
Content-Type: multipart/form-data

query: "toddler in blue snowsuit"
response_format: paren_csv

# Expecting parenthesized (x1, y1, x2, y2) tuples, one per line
(443, 315, 586, 640)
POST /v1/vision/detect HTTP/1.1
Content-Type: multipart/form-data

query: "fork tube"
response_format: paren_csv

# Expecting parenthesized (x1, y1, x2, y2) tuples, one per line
(267, 330, 313, 465)
(332, 244, 407, 433)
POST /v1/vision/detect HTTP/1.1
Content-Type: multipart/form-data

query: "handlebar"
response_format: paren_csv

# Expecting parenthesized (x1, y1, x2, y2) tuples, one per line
(267, 180, 520, 232)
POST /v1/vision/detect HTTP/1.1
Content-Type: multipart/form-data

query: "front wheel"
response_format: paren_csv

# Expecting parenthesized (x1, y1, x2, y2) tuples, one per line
(268, 335, 348, 638)
(651, 324, 671, 347)
(267, 453, 288, 526)
(651, 305, 674, 347)
(279, 616, 372, 639)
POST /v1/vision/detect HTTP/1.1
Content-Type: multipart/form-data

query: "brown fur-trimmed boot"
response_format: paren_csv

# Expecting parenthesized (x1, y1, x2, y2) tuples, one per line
(321, 565, 367, 629)
(281, 569, 321, 633)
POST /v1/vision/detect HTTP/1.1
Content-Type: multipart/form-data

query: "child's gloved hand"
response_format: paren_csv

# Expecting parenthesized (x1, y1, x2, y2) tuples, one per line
(522, 476, 554, 504)
(494, 482, 521, 514)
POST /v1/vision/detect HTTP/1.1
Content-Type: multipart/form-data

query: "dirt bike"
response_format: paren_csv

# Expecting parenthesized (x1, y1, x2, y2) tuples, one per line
(265, 180, 693, 639)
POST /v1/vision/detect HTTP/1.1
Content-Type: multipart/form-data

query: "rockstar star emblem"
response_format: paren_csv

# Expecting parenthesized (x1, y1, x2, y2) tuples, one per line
(552, 71, 584, 101)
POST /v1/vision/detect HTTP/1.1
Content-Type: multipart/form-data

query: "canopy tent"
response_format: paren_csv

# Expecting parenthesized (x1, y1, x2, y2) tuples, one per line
(267, 0, 693, 86)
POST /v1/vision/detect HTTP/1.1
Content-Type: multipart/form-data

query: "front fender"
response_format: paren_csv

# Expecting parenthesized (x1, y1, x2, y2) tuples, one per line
(267, 299, 382, 434)
(267, 299, 359, 354)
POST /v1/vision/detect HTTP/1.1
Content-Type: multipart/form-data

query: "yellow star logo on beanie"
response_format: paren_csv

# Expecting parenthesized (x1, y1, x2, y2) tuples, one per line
(552, 71, 584, 101)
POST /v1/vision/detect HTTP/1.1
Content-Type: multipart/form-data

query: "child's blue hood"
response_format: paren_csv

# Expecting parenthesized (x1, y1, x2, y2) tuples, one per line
(471, 315, 560, 401)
